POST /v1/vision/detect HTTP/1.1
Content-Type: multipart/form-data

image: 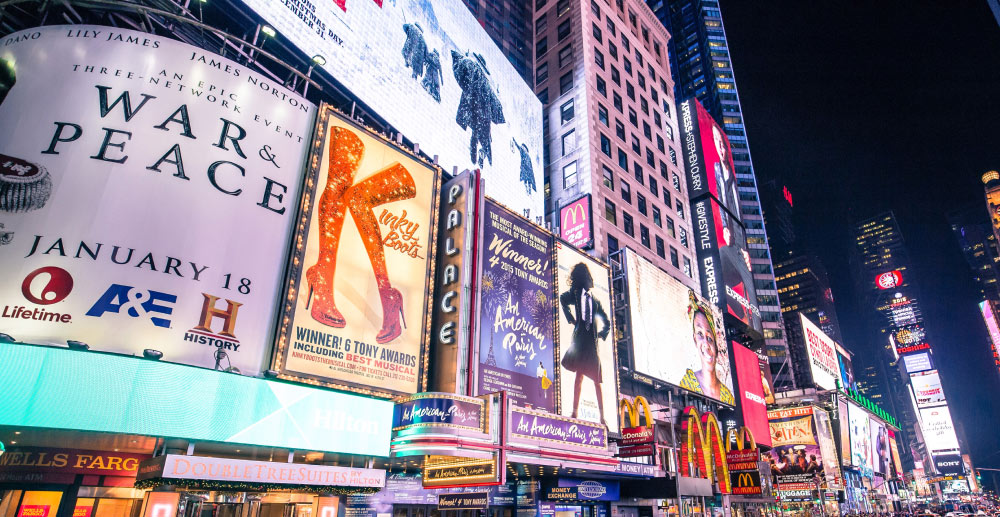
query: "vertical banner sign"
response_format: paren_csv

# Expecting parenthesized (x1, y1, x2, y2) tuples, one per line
(555, 241, 618, 432)
(236, 0, 544, 219)
(476, 200, 555, 411)
(274, 105, 440, 397)
(429, 170, 483, 394)
(732, 343, 771, 447)
(0, 26, 315, 376)
(847, 402, 873, 477)
(559, 195, 593, 249)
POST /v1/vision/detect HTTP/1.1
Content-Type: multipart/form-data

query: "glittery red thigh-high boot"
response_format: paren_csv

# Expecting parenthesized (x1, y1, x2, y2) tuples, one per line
(305, 126, 364, 328)
(345, 163, 417, 344)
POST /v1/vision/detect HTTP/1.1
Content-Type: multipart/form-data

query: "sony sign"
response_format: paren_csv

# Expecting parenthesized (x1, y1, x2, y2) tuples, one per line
(429, 170, 483, 393)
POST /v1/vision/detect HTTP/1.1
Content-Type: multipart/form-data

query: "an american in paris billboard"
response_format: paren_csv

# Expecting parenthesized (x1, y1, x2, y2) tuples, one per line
(475, 200, 556, 411)
(237, 0, 544, 220)
(0, 25, 314, 376)
(691, 196, 761, 332)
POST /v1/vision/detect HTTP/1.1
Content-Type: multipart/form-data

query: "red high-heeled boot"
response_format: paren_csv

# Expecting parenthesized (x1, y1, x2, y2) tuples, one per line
(345, 162, 417, 344)
(305, 126, 364, 328)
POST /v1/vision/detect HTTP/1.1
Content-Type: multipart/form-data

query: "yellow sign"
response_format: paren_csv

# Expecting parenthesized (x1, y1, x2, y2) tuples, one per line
(619, 396, 653, 428)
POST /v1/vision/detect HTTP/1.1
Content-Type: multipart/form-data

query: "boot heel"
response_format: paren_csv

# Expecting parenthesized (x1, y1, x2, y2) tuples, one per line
(399, 305, 406, 329)
(305, 285, 314, 310)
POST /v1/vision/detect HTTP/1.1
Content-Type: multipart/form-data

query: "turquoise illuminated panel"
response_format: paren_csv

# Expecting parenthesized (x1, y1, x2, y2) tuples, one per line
(0, 343, 392, 456)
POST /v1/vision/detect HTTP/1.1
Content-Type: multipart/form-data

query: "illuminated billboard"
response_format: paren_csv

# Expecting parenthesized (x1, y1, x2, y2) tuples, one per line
(555, 241, 618, 432)
(677, 98, 740, 221)
(691, 197, 761, 332)
(838, 398, 851, 467)
(766, 406, 840, 489)
(911, 371, 946, 407)
(238, 0, 543, 219)
(903, 352, 933, 373)
(476, 200, 555, 410)
(622, 249, 734, 404)
(274, 106, 440, 397)
(870, 420, 890, 477)
(847, 402, 873, 477)
(559, 195, 594, 249)
(800, 314, 839, 390)
(919, 405, 961, 453)
(889, 430, 905, 479)
(732, 343, 771, 447)
(0, 25, 315, 376)
(979, 301, 1000, 374)
(876, 271, 903, 290)
(836, 344, 855, 391)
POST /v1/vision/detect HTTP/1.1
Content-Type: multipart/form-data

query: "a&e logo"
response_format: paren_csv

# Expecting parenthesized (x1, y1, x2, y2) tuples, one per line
(86, 284, 176, 327)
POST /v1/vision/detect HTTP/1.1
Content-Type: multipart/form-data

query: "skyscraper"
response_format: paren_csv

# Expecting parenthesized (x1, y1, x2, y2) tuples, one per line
(646, 0, 794, 390)
(534, 0, 699, 287)
(850, 211, 945, 474)
(947, 203, 1000, 301)
(775, 253, 844, 388)
(461, 0, 534, 83)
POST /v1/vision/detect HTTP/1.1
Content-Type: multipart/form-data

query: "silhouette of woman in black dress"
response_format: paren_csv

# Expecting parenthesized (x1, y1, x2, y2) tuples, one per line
(560, 263, 610, 426)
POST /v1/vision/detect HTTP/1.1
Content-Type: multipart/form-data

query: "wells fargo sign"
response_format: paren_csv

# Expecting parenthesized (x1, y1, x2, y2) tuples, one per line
(0, 448, 148, 477)
(679, 406, 730, 493)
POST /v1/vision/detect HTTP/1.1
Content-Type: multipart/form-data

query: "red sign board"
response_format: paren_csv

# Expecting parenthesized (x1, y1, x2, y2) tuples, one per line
(876, 271, 903, 289)
(732, 343, 772, 447)
(897, 342, 931, 355)
(559, 195, 593, 249)
(620, 426, 654, 446)
(616, 444, 655, 458)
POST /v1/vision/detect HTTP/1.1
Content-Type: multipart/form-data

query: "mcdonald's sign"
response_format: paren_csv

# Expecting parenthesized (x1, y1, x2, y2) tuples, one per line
(679, 406, 731, 493)
(559, 195, 593, 249)
(730, 470, 762, 495)
(618, 396, 654, 456)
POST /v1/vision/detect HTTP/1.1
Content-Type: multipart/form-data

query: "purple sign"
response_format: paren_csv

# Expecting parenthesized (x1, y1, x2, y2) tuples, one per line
(559, 194, 593, 249)
(477, 200, 555, 411)
(347, 473, 515, 514)
(509, 406, 607, 449)
(393, 394, 484, 431)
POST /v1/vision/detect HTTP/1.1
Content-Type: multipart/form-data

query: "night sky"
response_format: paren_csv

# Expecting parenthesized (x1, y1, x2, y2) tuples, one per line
(719, 1, 1000, 488)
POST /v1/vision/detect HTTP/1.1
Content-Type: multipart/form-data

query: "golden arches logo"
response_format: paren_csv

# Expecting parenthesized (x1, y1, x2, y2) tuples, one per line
(725, 427, 756, 453)
(561, 200, 587, 227)
(735, 472, 756, 488)
(679, 406, 731, 493)
(619, 396, 653, 428)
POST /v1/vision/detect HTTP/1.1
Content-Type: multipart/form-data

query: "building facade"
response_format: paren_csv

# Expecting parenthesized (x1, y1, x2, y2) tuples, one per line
(462, 0, 535, 83)
(646, 0, 795, 390)
(774, 253, 844, 389)
(536, 0, 699, 288)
